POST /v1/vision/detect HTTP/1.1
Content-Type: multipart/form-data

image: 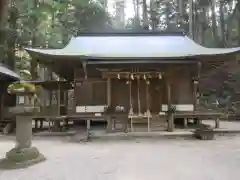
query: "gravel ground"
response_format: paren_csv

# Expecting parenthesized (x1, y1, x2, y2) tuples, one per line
(0, 136, 240, 180)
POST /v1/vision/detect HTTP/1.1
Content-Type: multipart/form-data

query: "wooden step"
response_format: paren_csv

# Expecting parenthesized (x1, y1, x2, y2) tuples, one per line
(0, 119, 13, 122)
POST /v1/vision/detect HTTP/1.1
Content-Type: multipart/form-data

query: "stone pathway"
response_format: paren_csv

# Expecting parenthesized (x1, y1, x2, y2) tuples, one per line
(0, 136, 240, 180)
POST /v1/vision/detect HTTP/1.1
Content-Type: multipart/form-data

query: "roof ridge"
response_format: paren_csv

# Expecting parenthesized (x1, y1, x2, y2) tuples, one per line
(75, 30, 186, 37)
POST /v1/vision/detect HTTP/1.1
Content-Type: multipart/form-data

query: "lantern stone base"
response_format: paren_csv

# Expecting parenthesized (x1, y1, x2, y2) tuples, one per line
(0, 105, 46, 169)
(194, 127, 215, 140)
(0, 147, 46, 169)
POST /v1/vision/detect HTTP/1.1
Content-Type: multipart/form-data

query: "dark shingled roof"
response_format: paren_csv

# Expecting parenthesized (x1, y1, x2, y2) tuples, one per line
(0, 64, 20, 82)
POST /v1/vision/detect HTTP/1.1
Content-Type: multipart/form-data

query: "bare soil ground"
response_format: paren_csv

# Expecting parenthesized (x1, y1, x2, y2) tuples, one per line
(0, 135, 240, 180)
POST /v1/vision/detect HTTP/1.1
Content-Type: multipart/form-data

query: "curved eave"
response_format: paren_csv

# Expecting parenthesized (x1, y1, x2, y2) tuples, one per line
(0, 65, 20, 82)
(25, 47, 240, 60)
(25, 48, 88, 59)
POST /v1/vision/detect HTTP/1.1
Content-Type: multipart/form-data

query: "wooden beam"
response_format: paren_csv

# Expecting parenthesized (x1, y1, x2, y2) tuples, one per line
(75, 78, 106, 83)
(102, 71, 164, 79)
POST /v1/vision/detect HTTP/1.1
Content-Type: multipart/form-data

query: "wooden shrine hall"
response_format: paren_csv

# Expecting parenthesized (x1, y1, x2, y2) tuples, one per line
(25, 31, 240, 133)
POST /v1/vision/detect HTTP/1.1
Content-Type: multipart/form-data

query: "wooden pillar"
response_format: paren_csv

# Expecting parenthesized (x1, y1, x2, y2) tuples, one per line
(57, 83, 61, 115)
(73, 75, 77, 114)
(184, 118, 188, 128)
(165, 70, 174, 132)
(87, 119, 91, 134)
(137, 77, 141, 115)
(129, 80, 134, 132)
(81, 62, 92, 132)
(215, 117, 220, 128)
(167, 81, 174, 132)
(193, 62, 201, 124)
(64, 89, 69, 129)
(194, 61, 201, 109)
(146, 80, 151, 132)
(193, 80, 198, 108)
(106, 78, 112, 132)
(107, 78, 111, 107)
(53, 83, 61, 131)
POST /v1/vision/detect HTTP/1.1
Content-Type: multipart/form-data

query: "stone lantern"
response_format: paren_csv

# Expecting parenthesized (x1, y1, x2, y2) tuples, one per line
(0, 83, 46, 169)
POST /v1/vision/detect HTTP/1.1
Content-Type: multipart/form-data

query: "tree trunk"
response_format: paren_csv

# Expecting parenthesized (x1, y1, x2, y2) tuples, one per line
(135, 0, 141, 28)
(166, 1, 170, 30)
(150, 0, 157, 30)
(178, 0, 184, 16)
(198, 7, 207, 45)
(237, 1, 240, 45)
(178, 0, 184, 29)
(210, 0, 219, 47)
(6, 1, 18, 70)
(0, 0, 8, 64)
(193, 0, 198, 40)
(142, 0, 148, 30)
(0, 0, 7, 22)
(31, 0, 39, 80)
(219, 0, 225, 47)
(198, 22, 204, 45)
(189, 0, 193, 38)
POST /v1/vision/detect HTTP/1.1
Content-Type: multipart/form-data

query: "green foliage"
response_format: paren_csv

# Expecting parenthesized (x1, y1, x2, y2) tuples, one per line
(8, 83, 37, 94)
(1, 0, 111, 80)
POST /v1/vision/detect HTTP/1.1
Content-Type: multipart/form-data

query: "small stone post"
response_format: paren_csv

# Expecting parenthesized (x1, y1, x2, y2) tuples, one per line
(0, 84, 46, 169)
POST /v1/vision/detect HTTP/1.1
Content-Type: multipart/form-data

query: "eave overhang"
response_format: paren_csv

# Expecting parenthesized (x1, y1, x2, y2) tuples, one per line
(24, 32, 240, 80)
